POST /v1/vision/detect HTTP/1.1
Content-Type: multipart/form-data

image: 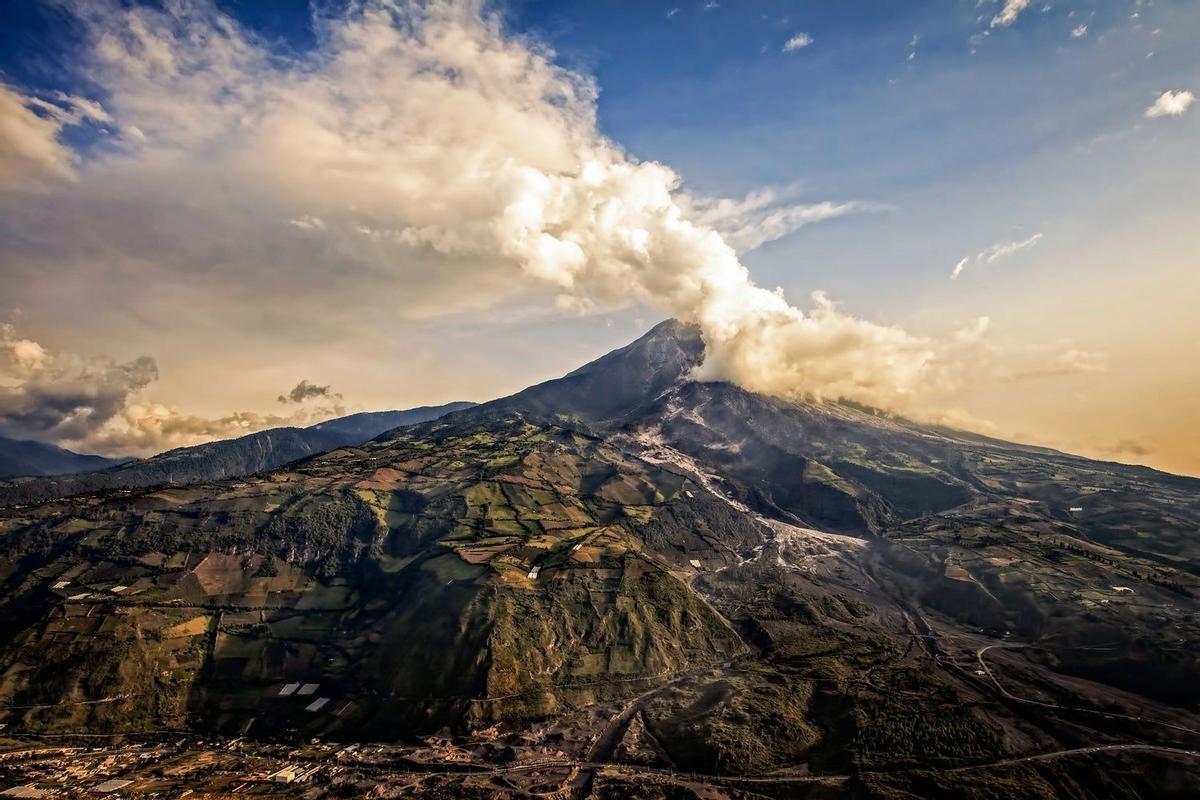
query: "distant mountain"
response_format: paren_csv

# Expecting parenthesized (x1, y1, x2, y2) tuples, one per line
(309, 404, 477, 441)
(0, 436, 131, 480)
(0, 401, 474, 504)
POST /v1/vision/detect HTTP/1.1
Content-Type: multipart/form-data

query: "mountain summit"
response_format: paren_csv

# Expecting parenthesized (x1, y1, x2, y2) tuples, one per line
(475, 318, 705, 425)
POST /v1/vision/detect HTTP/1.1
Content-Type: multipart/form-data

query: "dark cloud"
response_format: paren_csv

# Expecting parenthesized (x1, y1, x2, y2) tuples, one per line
(1097, 439, 1153, 457)
(0, 322, 158, 442)
(1, 323, 345, 456)
(278, 380, 340, 405)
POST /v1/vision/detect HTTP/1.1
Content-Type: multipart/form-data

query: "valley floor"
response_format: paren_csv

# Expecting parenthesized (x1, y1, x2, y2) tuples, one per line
(1, 519, 1197, 800)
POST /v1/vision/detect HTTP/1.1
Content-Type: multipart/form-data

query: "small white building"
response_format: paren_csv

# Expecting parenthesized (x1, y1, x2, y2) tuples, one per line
(268, 766, 304, 783)
(94, 780, 133, 794)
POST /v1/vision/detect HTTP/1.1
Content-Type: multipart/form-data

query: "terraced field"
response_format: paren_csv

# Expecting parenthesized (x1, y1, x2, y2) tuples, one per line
(0, 418, 757, 738)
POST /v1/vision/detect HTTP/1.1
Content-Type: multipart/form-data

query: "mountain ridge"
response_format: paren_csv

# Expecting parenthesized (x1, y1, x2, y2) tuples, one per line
(0, 435, 132, 479)
(0, 401, 475, 504)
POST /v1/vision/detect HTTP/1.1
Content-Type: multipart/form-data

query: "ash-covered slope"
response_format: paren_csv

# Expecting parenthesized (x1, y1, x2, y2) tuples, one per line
(0, 401, 475, 505)
(451, 321, 1200, 708)
(466, 319, 1200, 545)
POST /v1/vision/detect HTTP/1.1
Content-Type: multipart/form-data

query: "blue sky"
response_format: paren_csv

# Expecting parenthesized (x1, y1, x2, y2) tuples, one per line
(0, 0, 1197, 473)
(509, 1, 1195, 309)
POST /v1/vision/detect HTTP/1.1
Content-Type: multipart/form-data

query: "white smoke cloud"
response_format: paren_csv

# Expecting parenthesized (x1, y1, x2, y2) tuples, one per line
(0, 0, 1102, 434)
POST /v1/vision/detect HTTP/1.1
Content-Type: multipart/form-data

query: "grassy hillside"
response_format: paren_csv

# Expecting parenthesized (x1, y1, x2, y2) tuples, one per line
(0, 416, 752, 737)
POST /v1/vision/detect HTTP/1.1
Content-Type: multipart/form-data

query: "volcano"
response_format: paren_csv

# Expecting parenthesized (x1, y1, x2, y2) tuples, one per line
(0, 322, 1196, 798)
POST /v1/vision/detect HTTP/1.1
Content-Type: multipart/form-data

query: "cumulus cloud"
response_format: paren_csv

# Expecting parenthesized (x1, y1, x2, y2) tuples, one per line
(783, 33, 813, 52)
(0, 324, 343, 456)
(991, 0, 1033, 28)
(0, 323, 156, 445)
(1145, 90, 1195, 118)
(951, 233, 1043, 279)
(0, 0, 1102, 433)
(83, 401, 343, 456)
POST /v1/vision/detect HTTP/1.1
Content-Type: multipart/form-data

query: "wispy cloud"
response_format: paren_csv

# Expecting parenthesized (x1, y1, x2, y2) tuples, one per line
(1145, 90, 1196, 118)
(783, 32, 813, 52)
(0, 85, 88, 190)
(288, 215, 325, 231)
(682, 187, 877, 254)
(1094, 438, 1152, 457)
(991, 0, 1033, 28)
(951, 233, 1044, 279)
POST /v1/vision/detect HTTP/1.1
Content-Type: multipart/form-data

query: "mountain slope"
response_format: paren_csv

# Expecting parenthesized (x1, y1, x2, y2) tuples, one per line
(0, 401, 475, 505)
(460, 320, 1200, 705)
(477, 318, 705, 425)
(309, 403, 475, 440)
(470, 320, 1199, 549)
(0, 416, 753, 737)
(0, 436, 130, 479)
